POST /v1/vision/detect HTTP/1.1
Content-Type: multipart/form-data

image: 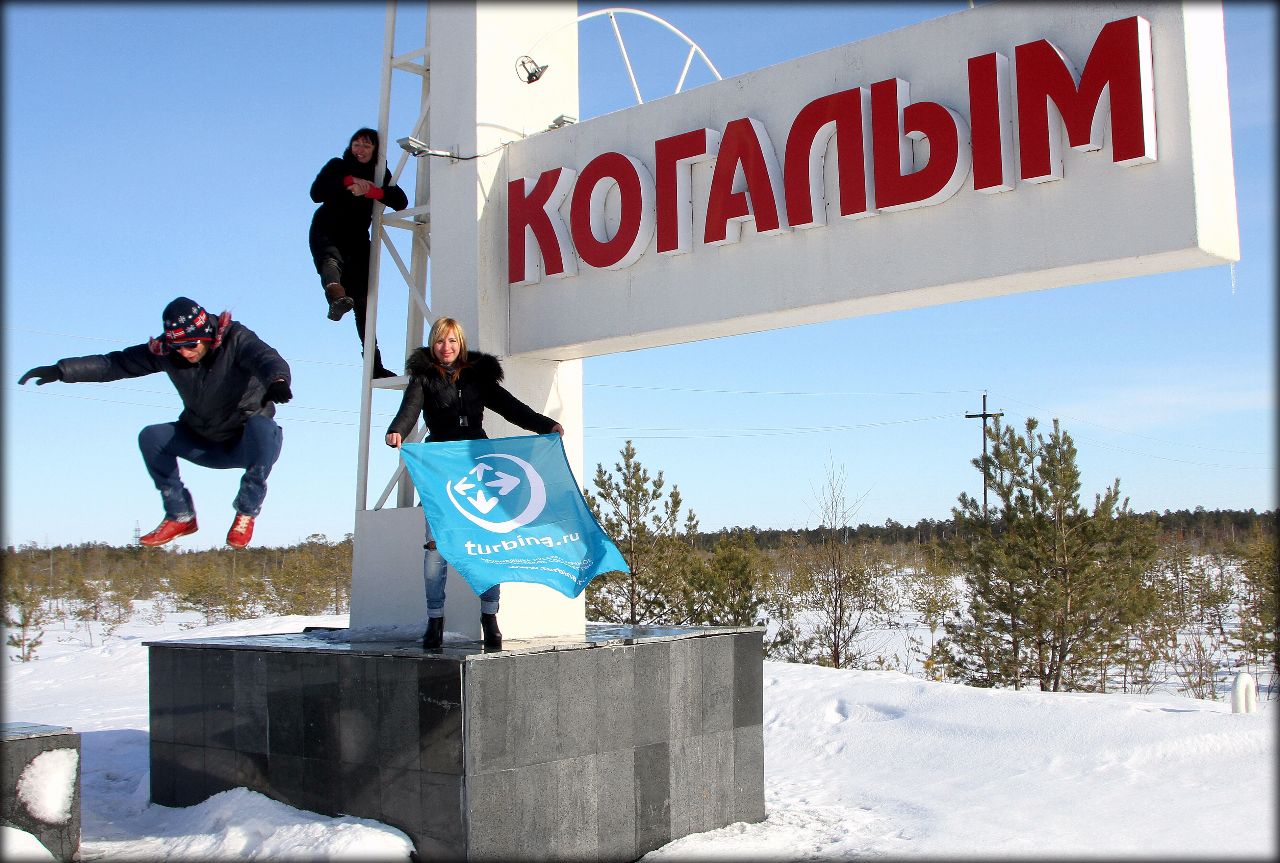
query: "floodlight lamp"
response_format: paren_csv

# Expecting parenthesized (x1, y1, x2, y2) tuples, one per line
(397, 137, 452, 159)
(547, 114, 577, 131)
(516, 55, 548, 84)
(398, 136, 430, 156)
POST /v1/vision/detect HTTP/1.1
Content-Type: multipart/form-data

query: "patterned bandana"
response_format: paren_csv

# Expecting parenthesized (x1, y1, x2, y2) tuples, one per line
(160, 297, 215, 346)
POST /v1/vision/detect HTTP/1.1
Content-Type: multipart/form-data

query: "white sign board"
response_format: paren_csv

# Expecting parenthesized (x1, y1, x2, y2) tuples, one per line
(502, 2, 1238, 359)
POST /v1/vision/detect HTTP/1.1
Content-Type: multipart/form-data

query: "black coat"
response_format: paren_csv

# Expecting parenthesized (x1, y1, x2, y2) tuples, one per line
(388, 349, 558, 443)
(308, 154, 409, 246)
(57, 317, 291, 444)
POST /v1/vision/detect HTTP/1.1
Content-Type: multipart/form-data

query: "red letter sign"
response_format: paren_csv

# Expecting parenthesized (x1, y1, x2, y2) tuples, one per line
(508, 168, 577, 285)
(871, 78, 972, 212)
(655, 128, 721, 255)
(784, 88, 875, 229)
(704, 117, 788, 246)
(569, 152, 656, 270)
(968, 52, 1015, 193)
(1015, 16, 1156, 183)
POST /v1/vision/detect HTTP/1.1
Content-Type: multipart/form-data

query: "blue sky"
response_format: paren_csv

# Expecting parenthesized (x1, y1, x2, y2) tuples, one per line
(3, 2, 1274, 549)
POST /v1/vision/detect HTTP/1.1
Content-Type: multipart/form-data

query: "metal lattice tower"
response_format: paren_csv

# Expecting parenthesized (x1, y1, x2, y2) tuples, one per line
(353, 4, 723, 521)
(356, 1, 434, 515)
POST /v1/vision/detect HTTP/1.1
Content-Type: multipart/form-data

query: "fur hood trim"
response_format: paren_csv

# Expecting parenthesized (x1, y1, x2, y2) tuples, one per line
(405, 347, 503, 383)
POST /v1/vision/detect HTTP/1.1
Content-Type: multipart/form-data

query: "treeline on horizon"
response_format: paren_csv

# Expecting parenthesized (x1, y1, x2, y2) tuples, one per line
(5, 505, 1271, 558)
(4, 505, 1276, 697)
(689, 506, 1275, 553)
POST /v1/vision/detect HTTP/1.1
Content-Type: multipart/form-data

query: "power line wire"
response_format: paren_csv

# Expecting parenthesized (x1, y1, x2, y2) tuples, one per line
(586, 382, 980, 397)
(15, 383, 1270, 465)
(994, 392, 1266, 457)
(8, 326, 1267, 463)
(584, 413, 959, 440)
(999, 409, 1268, 472)
(588, 382, 1270, 461)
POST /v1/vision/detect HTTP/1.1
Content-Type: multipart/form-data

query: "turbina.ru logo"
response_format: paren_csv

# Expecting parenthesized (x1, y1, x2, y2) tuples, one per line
(445, 453, 547, 533)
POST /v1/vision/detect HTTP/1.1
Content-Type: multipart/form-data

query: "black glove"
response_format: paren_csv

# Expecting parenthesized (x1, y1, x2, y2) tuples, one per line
(262, 380, 292, 406)
(19, 365, 62, 386)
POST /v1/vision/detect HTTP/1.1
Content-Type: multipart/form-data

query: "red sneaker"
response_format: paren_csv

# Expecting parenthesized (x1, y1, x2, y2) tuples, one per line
(227, 513, 255, 549)
(140, 517, 198, 547)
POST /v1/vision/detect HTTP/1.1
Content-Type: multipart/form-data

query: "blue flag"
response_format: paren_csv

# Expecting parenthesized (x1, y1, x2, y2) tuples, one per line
(399, 434, 630, 599)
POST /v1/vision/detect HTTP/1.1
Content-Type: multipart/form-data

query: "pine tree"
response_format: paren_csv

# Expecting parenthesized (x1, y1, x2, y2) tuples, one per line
(683, 533, 766, 627)
(168, 548, 247, 624)
(942, 418, 1041, 688)
(1150, 540, 1237, 699)
(943, 417, 1159, 691)
(1232, 526, 1277, 687)
(760, 538, 818, 663)
(584, 441, 700, 625)
(904, 543, 960, 680)
(1113, 559, 1181, 693)
(4, 564, 50, 662)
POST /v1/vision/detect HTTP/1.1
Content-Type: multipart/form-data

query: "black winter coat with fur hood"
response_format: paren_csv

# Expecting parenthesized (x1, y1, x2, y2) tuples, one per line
(387, 349, 558, 443)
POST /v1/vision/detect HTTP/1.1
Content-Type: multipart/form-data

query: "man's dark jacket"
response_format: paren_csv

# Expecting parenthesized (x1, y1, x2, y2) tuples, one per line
(387, 349, 557, 443)
(57, 318, 291, 443)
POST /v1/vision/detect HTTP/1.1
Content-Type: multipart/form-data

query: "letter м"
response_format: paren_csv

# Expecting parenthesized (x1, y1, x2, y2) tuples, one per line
(1015, 15, 1156, 183)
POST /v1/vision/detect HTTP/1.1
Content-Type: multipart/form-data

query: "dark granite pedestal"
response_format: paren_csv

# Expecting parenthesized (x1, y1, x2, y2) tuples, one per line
(145, 624, 765, 860)
(1, 722, 82, 862)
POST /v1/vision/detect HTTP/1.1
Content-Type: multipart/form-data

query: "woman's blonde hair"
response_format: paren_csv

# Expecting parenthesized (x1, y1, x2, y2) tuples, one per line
(428, 316, 468, 379)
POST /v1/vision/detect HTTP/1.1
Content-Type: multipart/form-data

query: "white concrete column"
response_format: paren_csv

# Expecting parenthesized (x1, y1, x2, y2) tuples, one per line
(352, 1, 584, 640)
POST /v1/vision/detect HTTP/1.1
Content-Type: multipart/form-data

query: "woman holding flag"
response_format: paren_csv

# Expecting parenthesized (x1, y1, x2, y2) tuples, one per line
(385, 316, 563, 649)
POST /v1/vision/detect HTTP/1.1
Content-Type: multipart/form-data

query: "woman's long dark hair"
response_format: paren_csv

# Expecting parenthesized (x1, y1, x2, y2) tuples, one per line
(341, 127, 382, 180)
(343, 127, 380, 160)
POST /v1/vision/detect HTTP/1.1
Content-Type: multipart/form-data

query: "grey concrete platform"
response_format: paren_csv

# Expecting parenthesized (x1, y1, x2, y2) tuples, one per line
(2, 722, 82, 862)
(145, 624, 765, 860)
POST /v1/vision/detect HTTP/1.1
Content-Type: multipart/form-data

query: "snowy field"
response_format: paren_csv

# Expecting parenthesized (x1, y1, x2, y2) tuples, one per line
(3, 608, 1275, 861)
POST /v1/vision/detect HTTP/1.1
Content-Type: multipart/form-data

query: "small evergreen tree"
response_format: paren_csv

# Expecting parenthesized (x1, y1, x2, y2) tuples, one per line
(760, 538, 818, 663)
(904, 543, 960, 680)
(4, 566, 50, 662)
(941, 418, 1041, 688)
(943, 417, 1159, 691)
(683, 533, 766, 627)
(1234, 526, 1279, 688)
(168, 548, 247, 624)
(585, 441, 700, 625)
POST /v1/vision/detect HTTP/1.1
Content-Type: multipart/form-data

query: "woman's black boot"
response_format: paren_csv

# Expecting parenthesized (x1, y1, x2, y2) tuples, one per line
(480, 613, 502, 650)
(422, 617, 444, 649)
(367, 346, 396, 379)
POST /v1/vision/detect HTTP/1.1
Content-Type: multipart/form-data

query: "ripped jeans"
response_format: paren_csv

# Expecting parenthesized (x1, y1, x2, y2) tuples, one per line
(138, 416, 283, 518)
(424, 518, 499, 617)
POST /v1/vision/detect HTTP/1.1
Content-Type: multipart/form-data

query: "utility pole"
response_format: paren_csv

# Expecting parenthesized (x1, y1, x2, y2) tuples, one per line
(965, 391, 1003, 519)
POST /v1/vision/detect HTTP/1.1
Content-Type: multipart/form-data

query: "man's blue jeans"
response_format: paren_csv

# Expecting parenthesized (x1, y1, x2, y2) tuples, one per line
(424, 518, 499, 617)
(138, 416, 283, 519)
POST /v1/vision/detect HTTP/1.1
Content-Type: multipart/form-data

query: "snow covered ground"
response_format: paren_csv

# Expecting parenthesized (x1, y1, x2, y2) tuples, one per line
(3, 609, 1275, 860)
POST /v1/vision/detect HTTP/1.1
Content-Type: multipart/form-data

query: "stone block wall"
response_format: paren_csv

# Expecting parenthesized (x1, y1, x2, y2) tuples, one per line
(1, 722, 81, 862)
(147, 625, 764, 859)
